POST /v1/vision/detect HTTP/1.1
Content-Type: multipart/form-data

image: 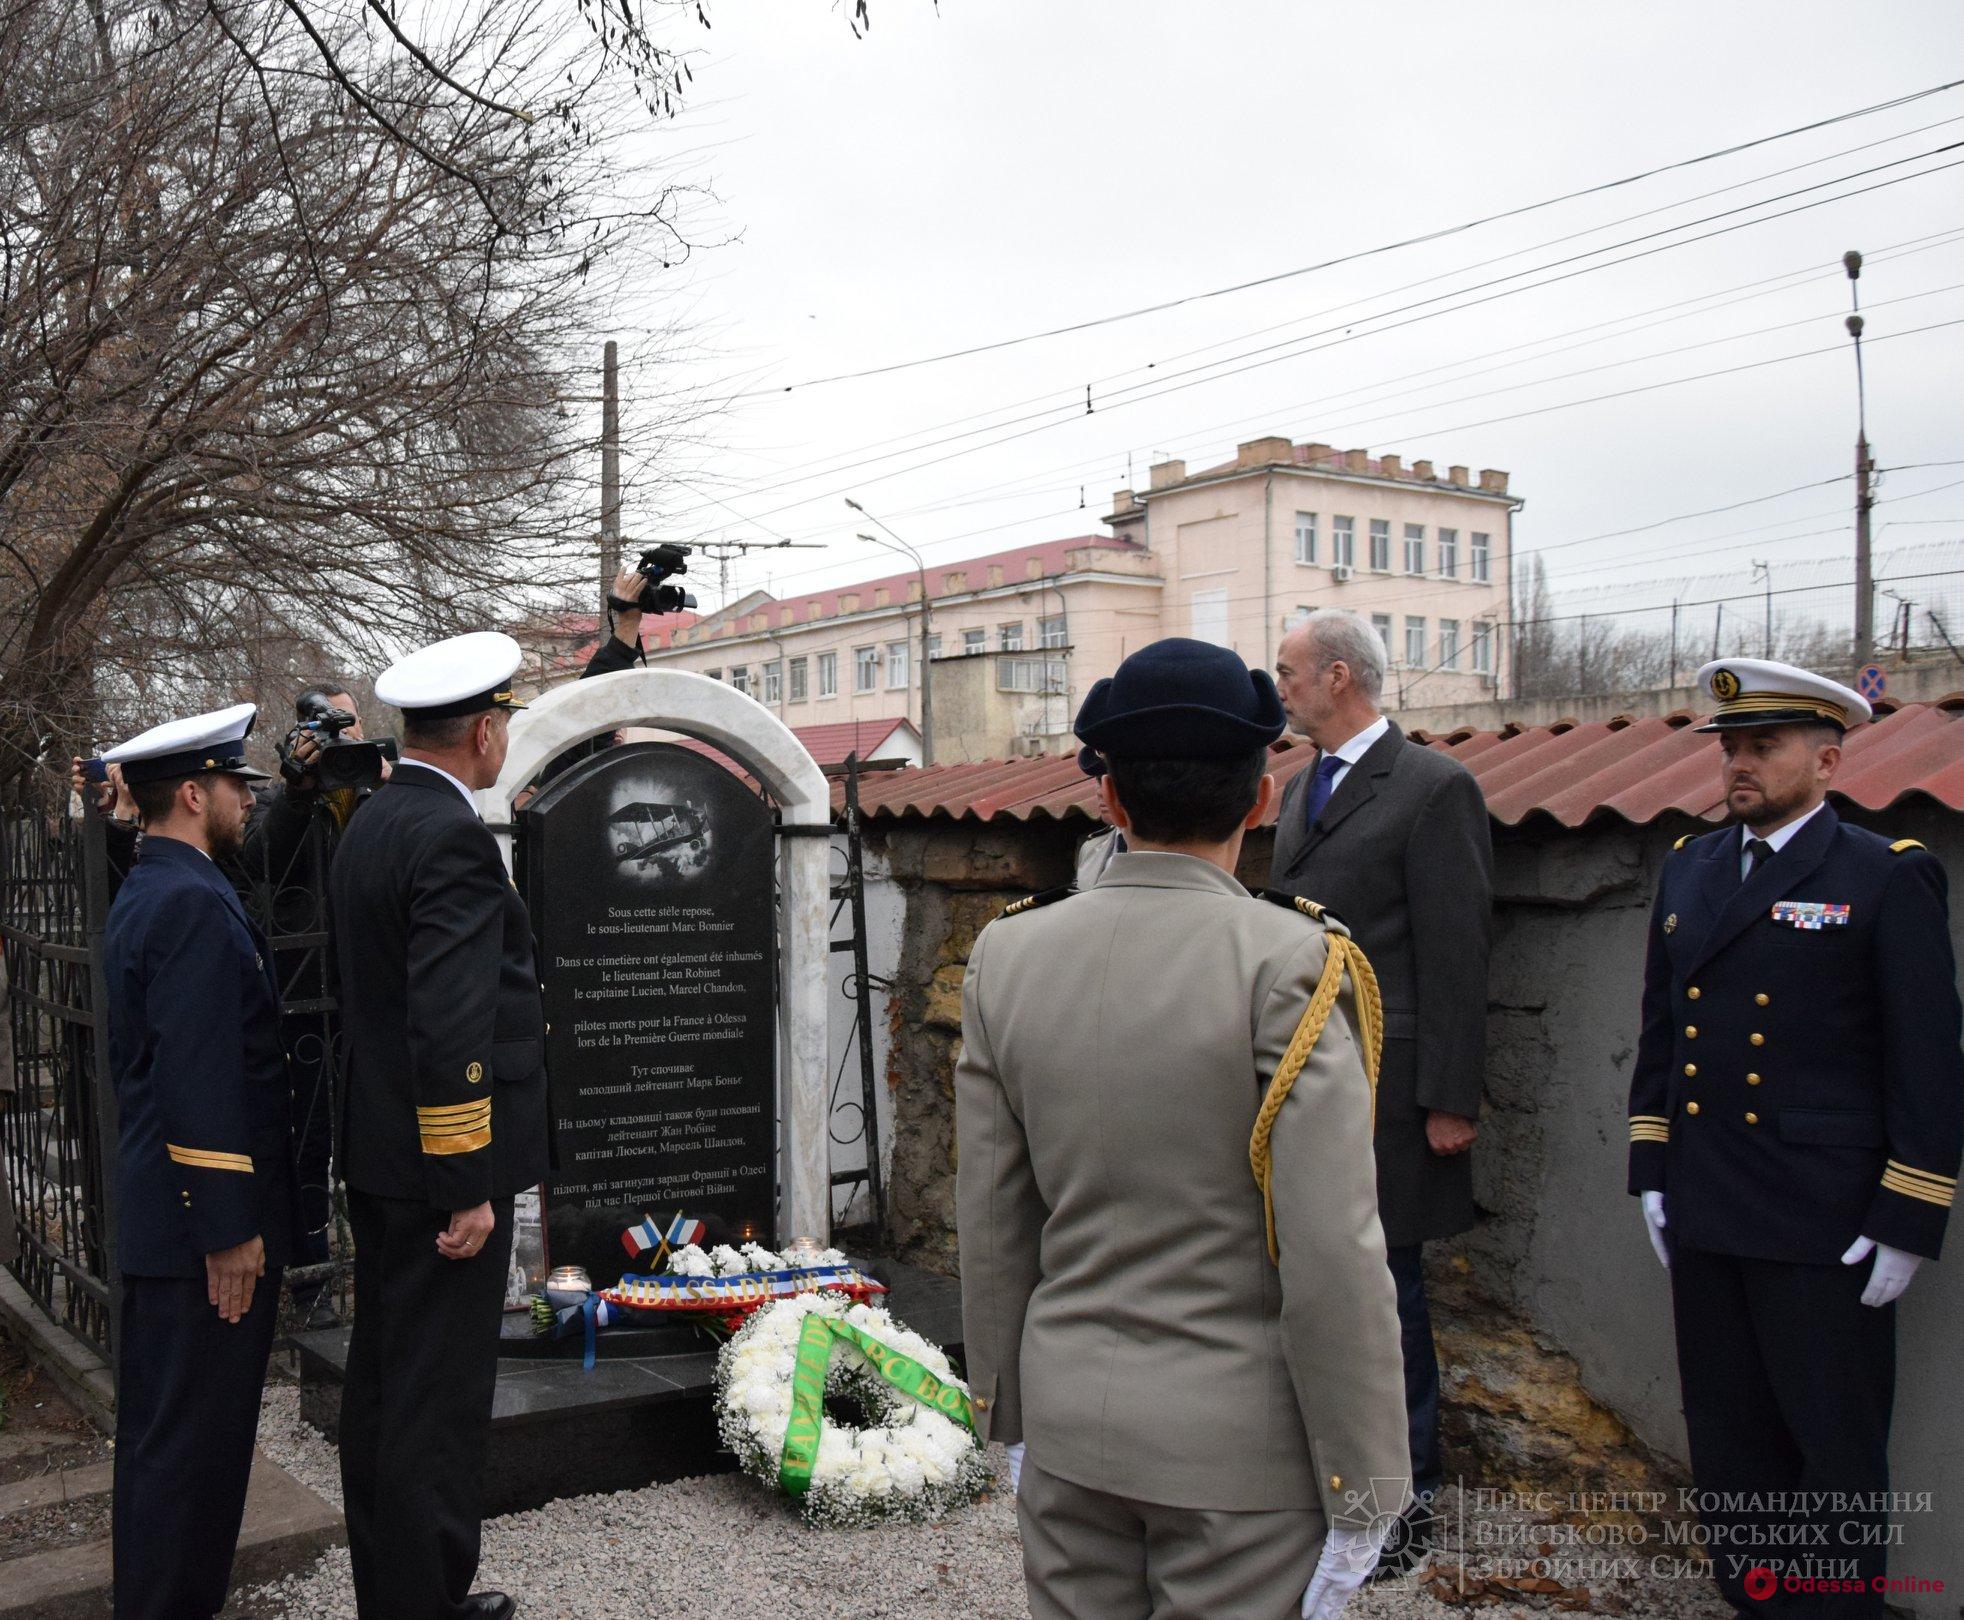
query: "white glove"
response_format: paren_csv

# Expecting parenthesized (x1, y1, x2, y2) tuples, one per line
(1005, 1442, 1025, 1492)
(1839, 1236, 1922, 1307)
(1641, 1191, 1670, 1270)
(1301, 1524, 1384, 1620)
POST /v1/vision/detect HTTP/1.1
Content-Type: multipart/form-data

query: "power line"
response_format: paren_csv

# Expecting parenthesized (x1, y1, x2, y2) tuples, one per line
(678, 148, 1964, 534)
(732, 78, 1964, 396)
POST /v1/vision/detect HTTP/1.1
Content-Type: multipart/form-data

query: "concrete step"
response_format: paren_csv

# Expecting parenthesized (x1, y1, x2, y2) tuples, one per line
(0, 1446, 342, 1620)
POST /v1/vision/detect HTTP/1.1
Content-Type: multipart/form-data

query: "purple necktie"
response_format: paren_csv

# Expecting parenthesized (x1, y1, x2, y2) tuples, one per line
(1304, 753, 1345, 830)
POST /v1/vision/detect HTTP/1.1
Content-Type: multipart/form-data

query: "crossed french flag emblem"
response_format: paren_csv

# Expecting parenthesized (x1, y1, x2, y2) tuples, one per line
(622, 1213, 706, 1259)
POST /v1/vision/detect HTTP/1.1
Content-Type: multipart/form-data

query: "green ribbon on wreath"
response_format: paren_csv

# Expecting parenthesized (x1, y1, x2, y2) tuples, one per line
(778, 1313, 980, 1495)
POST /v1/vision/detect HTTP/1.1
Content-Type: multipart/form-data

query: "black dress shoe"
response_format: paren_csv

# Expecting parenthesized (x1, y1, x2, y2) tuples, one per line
(462, 1594, 515, 1620)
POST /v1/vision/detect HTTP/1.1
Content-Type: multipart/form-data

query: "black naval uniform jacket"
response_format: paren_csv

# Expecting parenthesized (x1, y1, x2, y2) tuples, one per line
(330, 763, 550, 1209)
(1627, 805, 1963, 1262)
(102, 836, 298, 1277)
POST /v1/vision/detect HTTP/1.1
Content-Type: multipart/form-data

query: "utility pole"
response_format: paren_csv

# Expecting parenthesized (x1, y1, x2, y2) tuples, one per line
(1845, 252, 1875, 668)
(1752, 560, 1772, 658)
(600, 340, 621, 599)
(846, 498, 935, 766)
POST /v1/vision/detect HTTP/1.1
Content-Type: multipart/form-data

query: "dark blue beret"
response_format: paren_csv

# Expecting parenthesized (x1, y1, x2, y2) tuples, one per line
(1073, 639, 1285, 760)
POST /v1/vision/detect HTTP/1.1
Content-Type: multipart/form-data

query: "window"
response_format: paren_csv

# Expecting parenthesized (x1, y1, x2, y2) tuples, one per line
(729, 664, 750, 696)
(704, 668, 721, 683)
(886, 640, 910, 689)
(1371, 613, 1393, 653)
(1368, 519, 1390, 571)
(1404, 616, 1426, 669)
(1472, 532, 1491, 583)
(763, 660, 783, 704)
(817, 651, 838, 698)
(1403, 524, 1425, 574)
(789, 657, 808, 702)
(962, 628, 986, 655)
(1438, 528, 1459, 578)
(997, 657, 1067, 694)
(926, 633, 942, 660)
(1294, 512, 1317, 564)
(1331, 515, 1355, 569)
(1439, 620, 1460, 669)
(1190, 587, 1230, 647)
(999, 621, 1025, 651)
(854, 646, 878, 693)
(1039, 614, 1068, 649)
(1472, 622, 1494, 675)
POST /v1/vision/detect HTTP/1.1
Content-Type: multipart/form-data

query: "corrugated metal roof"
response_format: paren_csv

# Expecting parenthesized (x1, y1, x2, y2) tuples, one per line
(845, 699, 1964, 829)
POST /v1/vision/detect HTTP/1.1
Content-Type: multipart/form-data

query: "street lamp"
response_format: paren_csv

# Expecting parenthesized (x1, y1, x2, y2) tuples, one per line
(845, 498, 935, 765)
(1845, 250, 1876, 668)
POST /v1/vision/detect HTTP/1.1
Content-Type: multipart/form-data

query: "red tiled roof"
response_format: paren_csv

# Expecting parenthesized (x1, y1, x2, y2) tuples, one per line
(845, 699, 1964, 828)
(682, 535, 1143, 644)
(663, 716, 916, 778)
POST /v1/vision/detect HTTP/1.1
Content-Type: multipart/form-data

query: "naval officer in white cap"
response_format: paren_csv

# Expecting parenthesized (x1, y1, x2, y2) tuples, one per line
(330, 633, 548, 1620)
(99, 703, 303, 1620)
(1628, 657, 1962, 1616)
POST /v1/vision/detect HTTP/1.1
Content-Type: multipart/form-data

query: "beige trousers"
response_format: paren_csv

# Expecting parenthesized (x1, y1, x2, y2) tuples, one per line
(1018, 1459, 1324, 1620)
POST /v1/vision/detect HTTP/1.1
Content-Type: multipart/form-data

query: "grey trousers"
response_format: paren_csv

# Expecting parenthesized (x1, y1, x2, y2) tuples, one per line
(1018, 1459, 1323, 1620)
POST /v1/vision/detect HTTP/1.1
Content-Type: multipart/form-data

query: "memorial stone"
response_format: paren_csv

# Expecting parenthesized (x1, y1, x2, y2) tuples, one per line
(521, 741, 776, 1286)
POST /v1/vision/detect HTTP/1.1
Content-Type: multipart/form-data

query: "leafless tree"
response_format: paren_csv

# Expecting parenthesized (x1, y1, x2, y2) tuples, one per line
(0, 0, 712, 791)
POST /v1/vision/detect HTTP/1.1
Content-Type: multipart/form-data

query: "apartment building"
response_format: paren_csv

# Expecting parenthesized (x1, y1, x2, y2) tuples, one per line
(1105, 435, 1519, 705)
(637, 535, 1163, 762)
(631, 434, 1520, 759)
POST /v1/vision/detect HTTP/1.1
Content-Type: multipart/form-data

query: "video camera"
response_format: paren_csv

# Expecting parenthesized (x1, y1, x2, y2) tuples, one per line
(610, 543, 697, 616)
(279, 695, 398, 792)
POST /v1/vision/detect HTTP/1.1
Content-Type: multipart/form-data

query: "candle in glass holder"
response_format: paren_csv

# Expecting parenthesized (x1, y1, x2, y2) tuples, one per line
(544, 1266, 592, 1311)
(781, 1236, 823, 1270)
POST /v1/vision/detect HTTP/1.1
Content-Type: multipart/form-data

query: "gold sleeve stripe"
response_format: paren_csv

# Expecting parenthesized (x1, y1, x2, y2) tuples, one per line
(1881, 1170, 1954, 1209)
(167, 1144, 254, 1173)
(417, 1100, 492, 1125)
(421, 1124, 492, 1156)
(1890, 839, 1927, 854)
(1630, 1127, 1670, 1144)
(1629, 1114, 1670, 1124)
(1885, 1159, 1957, 1190)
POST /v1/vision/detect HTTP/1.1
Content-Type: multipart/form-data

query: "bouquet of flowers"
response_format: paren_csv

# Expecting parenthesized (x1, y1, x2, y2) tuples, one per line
(714, 1291, 992, 1527)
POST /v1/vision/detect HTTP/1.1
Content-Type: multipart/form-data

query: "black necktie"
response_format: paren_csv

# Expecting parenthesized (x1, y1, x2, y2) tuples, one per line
(1743, 837, 1774, 880)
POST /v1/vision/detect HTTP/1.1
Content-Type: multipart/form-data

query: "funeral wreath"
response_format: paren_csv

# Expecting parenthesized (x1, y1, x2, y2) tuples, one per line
(713, 1290, 992, 1527)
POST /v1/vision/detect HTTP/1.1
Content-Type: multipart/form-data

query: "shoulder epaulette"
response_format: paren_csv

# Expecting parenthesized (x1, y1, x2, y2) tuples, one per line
(1673, 833, 1696, 851)
(1890, 838, 1927, 854)
(1259, 890, 1351, 938)
(1001, 886, 1075, 918)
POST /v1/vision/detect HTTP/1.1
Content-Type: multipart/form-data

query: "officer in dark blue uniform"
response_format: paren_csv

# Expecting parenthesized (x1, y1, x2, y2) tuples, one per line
(100, 702, 299, 1620)
(331, 632, 548, 1620)
(1628, 659, 1962, 1618)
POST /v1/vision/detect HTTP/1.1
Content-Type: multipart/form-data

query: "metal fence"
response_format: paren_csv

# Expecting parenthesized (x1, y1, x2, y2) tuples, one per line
(1, 785, 350, 1368)
(0, 791, 117, 1357)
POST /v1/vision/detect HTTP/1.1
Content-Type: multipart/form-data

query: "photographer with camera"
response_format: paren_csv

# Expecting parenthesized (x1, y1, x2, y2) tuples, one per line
(238, 684, 397, 1314)
(584, 547, 694, 679)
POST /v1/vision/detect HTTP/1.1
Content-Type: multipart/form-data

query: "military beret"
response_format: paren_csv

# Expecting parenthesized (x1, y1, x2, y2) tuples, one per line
(1073, 639, 1285, 760)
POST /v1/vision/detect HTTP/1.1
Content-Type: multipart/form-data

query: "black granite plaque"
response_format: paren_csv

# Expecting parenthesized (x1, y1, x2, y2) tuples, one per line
(521, 741, 776, 1287)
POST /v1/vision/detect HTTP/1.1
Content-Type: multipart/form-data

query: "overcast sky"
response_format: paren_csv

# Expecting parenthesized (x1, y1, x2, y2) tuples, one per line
(597, 0, 1964, 640)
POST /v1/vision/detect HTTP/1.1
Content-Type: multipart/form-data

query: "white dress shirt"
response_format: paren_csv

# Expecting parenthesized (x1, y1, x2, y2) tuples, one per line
(1319, 713, 1392, 794)
(1739, 798, 1826, 880)
(407, 758, 481, 817)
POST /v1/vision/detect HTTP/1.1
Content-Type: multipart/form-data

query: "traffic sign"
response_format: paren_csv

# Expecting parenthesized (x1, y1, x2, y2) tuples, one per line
(1858, 664, 1887, 701)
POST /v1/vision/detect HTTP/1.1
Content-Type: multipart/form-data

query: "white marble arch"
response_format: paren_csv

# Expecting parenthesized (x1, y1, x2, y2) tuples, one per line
(484, 668, 833, 1244)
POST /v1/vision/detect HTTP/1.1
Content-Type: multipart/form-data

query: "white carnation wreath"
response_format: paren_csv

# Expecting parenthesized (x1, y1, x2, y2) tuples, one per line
(714, 1291, 992, 1527)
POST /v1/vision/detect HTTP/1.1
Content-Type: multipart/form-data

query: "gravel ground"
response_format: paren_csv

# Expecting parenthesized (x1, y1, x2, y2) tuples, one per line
(246, 1387, 1733, 1620)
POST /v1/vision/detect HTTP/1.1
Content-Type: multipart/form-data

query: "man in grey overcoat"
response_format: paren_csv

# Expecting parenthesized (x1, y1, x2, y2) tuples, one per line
(1269, 609, 1492, 1567)
(958, 638, 1410, 1620)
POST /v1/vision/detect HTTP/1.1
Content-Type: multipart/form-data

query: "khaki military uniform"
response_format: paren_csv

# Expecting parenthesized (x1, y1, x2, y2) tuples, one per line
(957, 850, 1411, 1620)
